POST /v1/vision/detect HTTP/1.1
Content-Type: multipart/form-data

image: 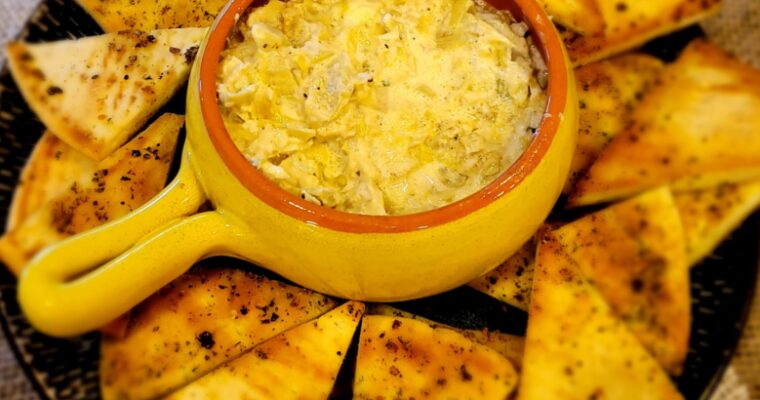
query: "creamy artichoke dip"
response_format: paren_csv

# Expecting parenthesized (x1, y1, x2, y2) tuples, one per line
(218, 0, 547, 215)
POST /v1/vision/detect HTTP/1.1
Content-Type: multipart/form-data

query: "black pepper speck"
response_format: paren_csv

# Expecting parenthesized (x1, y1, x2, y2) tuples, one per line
(197, 331, 215, 349)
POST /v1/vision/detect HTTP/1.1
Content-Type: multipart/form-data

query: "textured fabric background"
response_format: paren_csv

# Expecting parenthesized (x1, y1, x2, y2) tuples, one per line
(0, 0, 759, 399)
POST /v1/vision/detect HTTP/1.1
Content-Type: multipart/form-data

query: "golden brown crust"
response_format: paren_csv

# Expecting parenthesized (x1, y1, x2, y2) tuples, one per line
(469, 237, 536, 310)
(100, 268, 338, 400)
(536, 0, 604, 35)
(675, 180, 760, 266)
(6, 28, 204, 160)
(0, 113, 183, 276)
(570, 39, 760, 207)
(354, 315, 518, 399)
(555, 188, 690, 374)
(166, 301, 364, 400)
(520, 227, 684, 400)
(368, 304, 526, 370)
(566, 53, 664, 192)
(76, 0, 229, 32)
(562, 0, 722, 66)
(6, 132, 96, 231)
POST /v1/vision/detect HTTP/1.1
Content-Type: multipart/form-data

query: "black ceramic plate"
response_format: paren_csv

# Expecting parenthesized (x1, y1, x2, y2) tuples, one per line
(0, 1, 758, 399)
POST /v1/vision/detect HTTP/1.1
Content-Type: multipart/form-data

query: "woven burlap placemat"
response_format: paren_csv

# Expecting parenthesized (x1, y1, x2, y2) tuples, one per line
(0, 1, 49, 399)
(695, 3, 760, 398)
(0, 0, 758, 398)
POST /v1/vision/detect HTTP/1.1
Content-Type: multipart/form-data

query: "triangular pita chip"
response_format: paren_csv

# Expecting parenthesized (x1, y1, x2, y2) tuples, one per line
(166, 301, 364, 400)
(354, 315, 518, 399)
(536, 0, 604, 35)
(675, 180, 760, 266)
(0, 113, 183, 276)
(469, 238, 536, 311)
(6, 132, 96, 231)
(555, 188, 690, 374)
(99, 314, 131, 340)
(100, 268, 337, 400)
(561, 0, 721, 65)
(566, 53, 663, 192)
(519, 230, 684, 400)
(570, 40, 760, 207)
(459, 328, 525, 371)
(76, 0, 229, 32)
(368, 304, 525, 370)
(6, 28, 206, 160)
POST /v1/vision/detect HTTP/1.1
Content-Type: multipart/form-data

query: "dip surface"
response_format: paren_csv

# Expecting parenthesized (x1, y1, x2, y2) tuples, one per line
(218, 0, 547, 215)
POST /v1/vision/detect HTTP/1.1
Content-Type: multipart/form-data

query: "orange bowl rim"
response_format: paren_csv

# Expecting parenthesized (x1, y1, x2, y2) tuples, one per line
(198, 0, 570, 233)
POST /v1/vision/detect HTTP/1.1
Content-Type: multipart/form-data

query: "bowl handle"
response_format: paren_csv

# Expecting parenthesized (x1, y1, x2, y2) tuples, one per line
(17, 157, 246, 337)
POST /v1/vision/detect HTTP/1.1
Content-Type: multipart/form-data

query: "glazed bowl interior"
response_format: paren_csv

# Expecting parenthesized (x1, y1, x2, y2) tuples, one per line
(198, 0, 569, 233)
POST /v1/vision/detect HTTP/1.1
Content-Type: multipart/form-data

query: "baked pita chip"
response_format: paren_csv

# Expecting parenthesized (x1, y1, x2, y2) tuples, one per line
(460, 328, 525, 371)
(76, 0, 229, 32)
(566, 53, 664, 192)
(6, 132, 96, 231)
(0, 113, 183, 276)
(6, 28, 205, 160)
(469, 238, 535, 310)
(368, 304, 525, 370)
(562, 0, 721, 65)
(166, 301, 364, 400)
(570, 40, 760, 207)
(675, 180, 760, 266)
(100, 268, 337, 400)
(555, 188, 690, 374)
(355, 315, 518, 400)
(519, 230, 684, 400)
(99, 314, 131, 340)
(536, 0, 604, 35)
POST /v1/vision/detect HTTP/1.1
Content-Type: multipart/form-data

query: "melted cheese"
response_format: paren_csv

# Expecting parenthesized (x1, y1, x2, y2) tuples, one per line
(218, 0, 547, 215)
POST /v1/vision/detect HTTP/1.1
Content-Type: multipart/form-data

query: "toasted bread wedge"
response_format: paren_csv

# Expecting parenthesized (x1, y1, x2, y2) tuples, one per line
(519, 231, 684, 400)
(536, 0, 604, 35)
(355, 315, 518, 399)
(566, 53, 664, 192)
(469, 238, 535, 311)
(100, 268, 337, 400)
(570, 40, 760, 207)
(6, 132, 96, 231)
(76, 0, 229, 32)
(100, 314, 131, 340)
(459, 328, 525, 371)
(368, 304, 525, 370)
(166, 301, 363, 400)
(555, 188, 690, 374)
(6, 28, 205, 160)
(0, 113, 183, 276)
(675, 180, 760, 266)
(562, 0, 721, 65)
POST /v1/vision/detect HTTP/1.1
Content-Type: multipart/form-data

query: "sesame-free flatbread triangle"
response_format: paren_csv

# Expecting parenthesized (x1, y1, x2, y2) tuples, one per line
(555, 188, 690, 374)
(519, 229, 684, 400)
(100, 268, 337, 400)
(76, 0, 229, 32)
(368, 304, 526, 370)
(6, 132, 96, 231)
(166, 301, 364, 400)
(0, 113, 183, 276)
(561, 0, 721, 65)
(535, 0, 604, 35)
(566, 53, 663, 192)
(5, 28, 206, 160)
(570, 40, 760, 207)
(675, 180, 760, 266)
(469, 238, 536, 311)
(354, 315, 518, 399)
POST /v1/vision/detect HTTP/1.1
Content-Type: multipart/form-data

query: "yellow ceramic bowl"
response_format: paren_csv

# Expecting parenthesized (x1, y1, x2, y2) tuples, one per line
(19, 0, 578, 337)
